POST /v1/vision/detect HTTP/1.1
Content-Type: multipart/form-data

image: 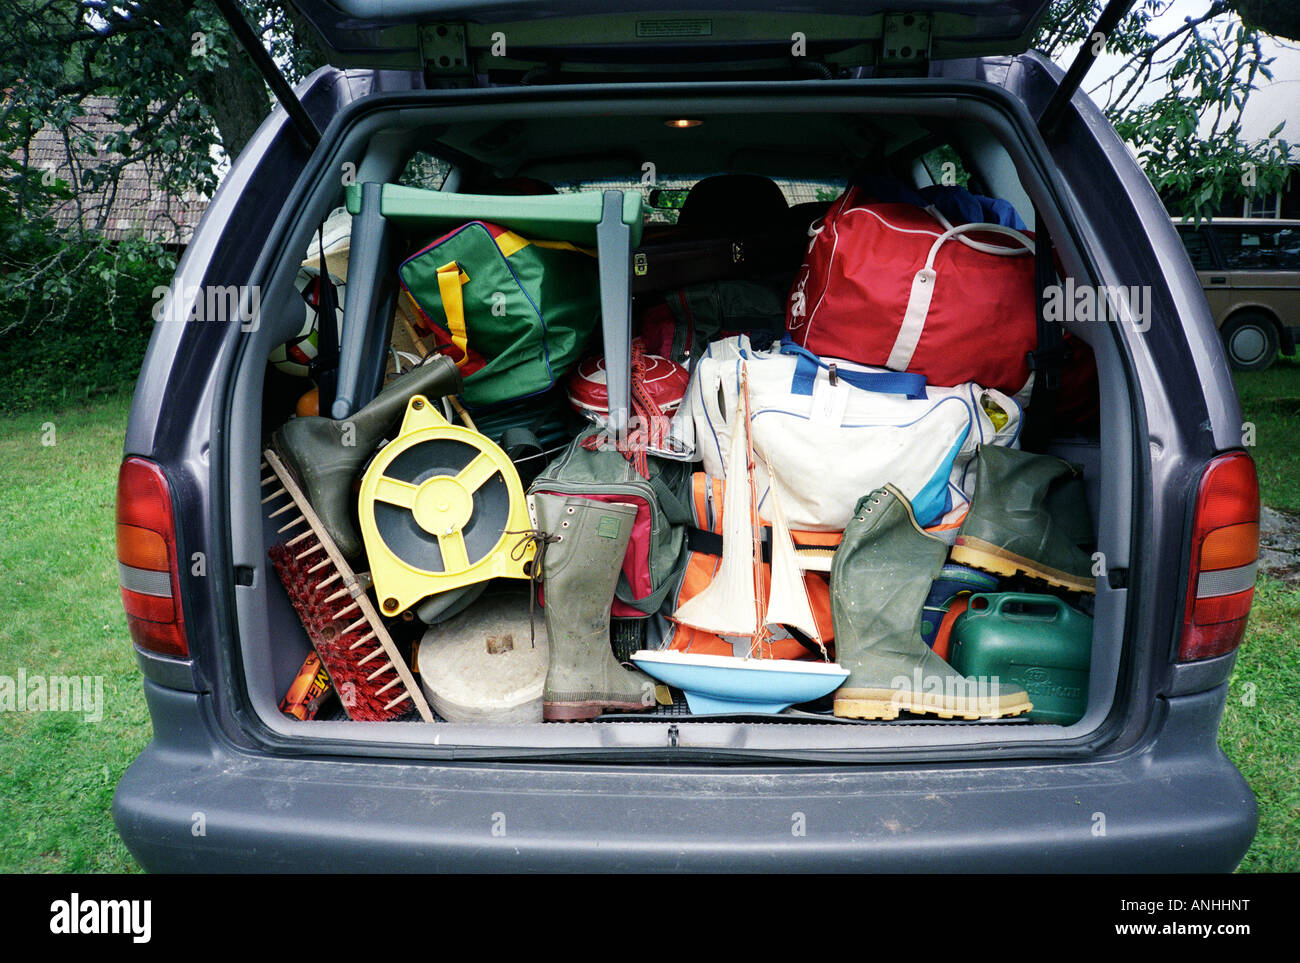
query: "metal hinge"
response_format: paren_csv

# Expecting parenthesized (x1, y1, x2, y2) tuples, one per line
(420, 23, 471, 76)
(880, 13, 931, 73)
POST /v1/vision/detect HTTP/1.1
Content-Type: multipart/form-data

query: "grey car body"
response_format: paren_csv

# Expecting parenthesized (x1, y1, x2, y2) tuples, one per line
(112, 1, 1257, 872)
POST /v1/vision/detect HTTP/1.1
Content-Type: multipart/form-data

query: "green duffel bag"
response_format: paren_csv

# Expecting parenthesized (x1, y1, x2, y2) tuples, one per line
(529, 427, 693, 618)
(399, 220, 600, 407)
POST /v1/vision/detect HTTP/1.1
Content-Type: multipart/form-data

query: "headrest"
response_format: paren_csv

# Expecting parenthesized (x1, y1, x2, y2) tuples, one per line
(676, 174, 789, 236)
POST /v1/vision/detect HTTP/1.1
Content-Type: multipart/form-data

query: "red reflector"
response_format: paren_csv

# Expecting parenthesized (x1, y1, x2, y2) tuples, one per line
(1178, 453, 1258, 662)
(127, 617, 189, 660)
(121, 587, 176, 624)
(116, 457, 188, 658)
(1191, 587, 1255, 627)
(1180, 618, 1250, 663)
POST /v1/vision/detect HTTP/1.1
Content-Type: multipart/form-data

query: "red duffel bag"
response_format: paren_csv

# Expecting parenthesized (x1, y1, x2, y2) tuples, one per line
(785, 187, 1038, 395)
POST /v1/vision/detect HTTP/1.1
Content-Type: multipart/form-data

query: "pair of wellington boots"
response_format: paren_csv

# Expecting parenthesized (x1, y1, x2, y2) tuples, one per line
(950, 444, 1097, 594)
(831, 485, 1033, 721)
(272, 355, 462, 562)
(533, 494, 654, 721)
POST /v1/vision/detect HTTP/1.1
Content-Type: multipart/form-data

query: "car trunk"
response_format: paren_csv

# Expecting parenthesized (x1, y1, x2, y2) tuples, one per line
(214, 68, 1138, 759)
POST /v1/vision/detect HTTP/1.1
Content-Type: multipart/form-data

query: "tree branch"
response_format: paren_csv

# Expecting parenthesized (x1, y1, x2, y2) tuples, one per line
(1090, 1, 1230, 108)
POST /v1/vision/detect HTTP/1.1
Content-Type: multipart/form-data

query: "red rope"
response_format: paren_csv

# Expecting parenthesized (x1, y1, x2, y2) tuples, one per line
(581, 338, 663, 478)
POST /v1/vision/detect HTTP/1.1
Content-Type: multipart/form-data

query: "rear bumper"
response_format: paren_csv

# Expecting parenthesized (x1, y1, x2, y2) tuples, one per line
(114, 680, 1256, 873)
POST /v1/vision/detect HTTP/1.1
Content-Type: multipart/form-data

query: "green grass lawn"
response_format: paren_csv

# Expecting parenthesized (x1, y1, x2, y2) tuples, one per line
(1222, 356, 1300, 870)
(0, 356, 1295, 873)
(1234, 354, 1300, 514)
(0, 390, 150, 872)
(1220, 576, 1300, 872)
(1220, 356, 1300, 871)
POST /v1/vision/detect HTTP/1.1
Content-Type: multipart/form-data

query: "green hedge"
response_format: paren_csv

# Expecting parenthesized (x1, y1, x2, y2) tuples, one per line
(0, 232, 174, 415)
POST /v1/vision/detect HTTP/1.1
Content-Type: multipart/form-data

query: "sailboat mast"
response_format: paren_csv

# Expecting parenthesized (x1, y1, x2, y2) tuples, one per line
(740, 367, 770, 659)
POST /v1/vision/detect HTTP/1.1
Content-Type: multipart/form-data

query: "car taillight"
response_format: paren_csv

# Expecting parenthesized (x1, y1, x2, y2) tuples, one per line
(1178, 451, 1258, 662)
(116, 457, 188, 658)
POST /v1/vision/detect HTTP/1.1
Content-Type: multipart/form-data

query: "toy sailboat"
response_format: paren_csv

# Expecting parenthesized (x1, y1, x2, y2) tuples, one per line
(632, 364, 848, 714)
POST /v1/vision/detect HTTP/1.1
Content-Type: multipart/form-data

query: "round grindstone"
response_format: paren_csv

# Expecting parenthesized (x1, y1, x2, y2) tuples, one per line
(416, 592, 547, 724)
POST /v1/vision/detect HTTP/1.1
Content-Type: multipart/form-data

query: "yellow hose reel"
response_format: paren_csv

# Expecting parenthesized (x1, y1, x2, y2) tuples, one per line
(358, 395, 535, 616)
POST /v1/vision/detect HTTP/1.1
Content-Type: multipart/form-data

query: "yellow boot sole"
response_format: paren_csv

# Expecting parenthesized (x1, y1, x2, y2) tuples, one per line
(833, 686, 1033, 721)
(950, 536, 1096, 595)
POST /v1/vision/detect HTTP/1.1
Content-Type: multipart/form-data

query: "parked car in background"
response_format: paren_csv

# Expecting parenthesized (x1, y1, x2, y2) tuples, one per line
(1175, 217, 1300, 371)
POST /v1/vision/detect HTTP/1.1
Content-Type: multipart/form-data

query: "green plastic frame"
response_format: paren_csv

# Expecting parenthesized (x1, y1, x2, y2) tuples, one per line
(345, 183, 644, 247)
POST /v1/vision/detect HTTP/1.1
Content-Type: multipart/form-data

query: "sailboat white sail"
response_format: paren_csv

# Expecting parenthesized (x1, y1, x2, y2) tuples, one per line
(669, 365, 760, 639)
(633, 361, 848, 714)
(761, 465, 825, 653)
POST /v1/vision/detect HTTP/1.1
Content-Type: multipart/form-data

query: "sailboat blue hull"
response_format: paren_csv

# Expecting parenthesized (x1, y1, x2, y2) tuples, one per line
(630, 651, 849, 715)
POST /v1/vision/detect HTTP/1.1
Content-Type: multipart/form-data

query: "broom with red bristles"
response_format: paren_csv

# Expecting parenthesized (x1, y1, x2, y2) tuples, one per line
(262, 449, 433, 722)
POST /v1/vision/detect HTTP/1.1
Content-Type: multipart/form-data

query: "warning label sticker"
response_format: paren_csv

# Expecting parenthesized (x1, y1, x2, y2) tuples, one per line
(636, 19, 714, 38)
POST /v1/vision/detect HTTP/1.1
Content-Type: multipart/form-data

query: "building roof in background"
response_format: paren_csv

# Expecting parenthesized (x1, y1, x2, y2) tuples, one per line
(13, 95, 208, 245)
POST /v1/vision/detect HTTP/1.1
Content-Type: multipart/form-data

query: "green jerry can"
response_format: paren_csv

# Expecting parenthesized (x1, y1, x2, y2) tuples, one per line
(948, 593, 1092, 725)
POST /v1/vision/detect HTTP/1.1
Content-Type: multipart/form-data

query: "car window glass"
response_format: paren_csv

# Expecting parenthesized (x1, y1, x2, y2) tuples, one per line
(1217, 227, 1300, 270)
(920, 146, 972, 189)
(1178, 228, 1217, 269)
(398, 151, 451, 191)
(1273, 228, 1300, 270)
(555, 176, 696, 225)
(778, 178, 847, 207)
(553, 175, 845, 225)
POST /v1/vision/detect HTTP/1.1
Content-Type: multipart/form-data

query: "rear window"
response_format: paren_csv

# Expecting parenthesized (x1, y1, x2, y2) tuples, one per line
(1216, 226, 1300, 270)
(553, 175, 845, 225)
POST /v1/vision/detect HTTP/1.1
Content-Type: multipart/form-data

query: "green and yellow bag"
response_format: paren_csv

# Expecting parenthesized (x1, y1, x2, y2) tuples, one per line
(399, 220, 600, 407)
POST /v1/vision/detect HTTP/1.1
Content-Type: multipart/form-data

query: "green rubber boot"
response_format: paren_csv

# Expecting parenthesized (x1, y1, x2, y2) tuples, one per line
(831, 486, 1033, 721)
(534, 494, 654, 721)
(1046, 471, 1094, 551)
(951, 445, 1096, 594)
(273, 355, 462, 561)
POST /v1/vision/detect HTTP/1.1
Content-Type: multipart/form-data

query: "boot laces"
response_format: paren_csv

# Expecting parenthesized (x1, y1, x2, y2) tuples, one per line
(506, 528, 560, 647)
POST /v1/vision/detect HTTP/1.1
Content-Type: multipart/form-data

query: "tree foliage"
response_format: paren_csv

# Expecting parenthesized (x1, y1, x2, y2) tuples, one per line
(1035, 0, 1294, 220)
(0, 1, 325, 337)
